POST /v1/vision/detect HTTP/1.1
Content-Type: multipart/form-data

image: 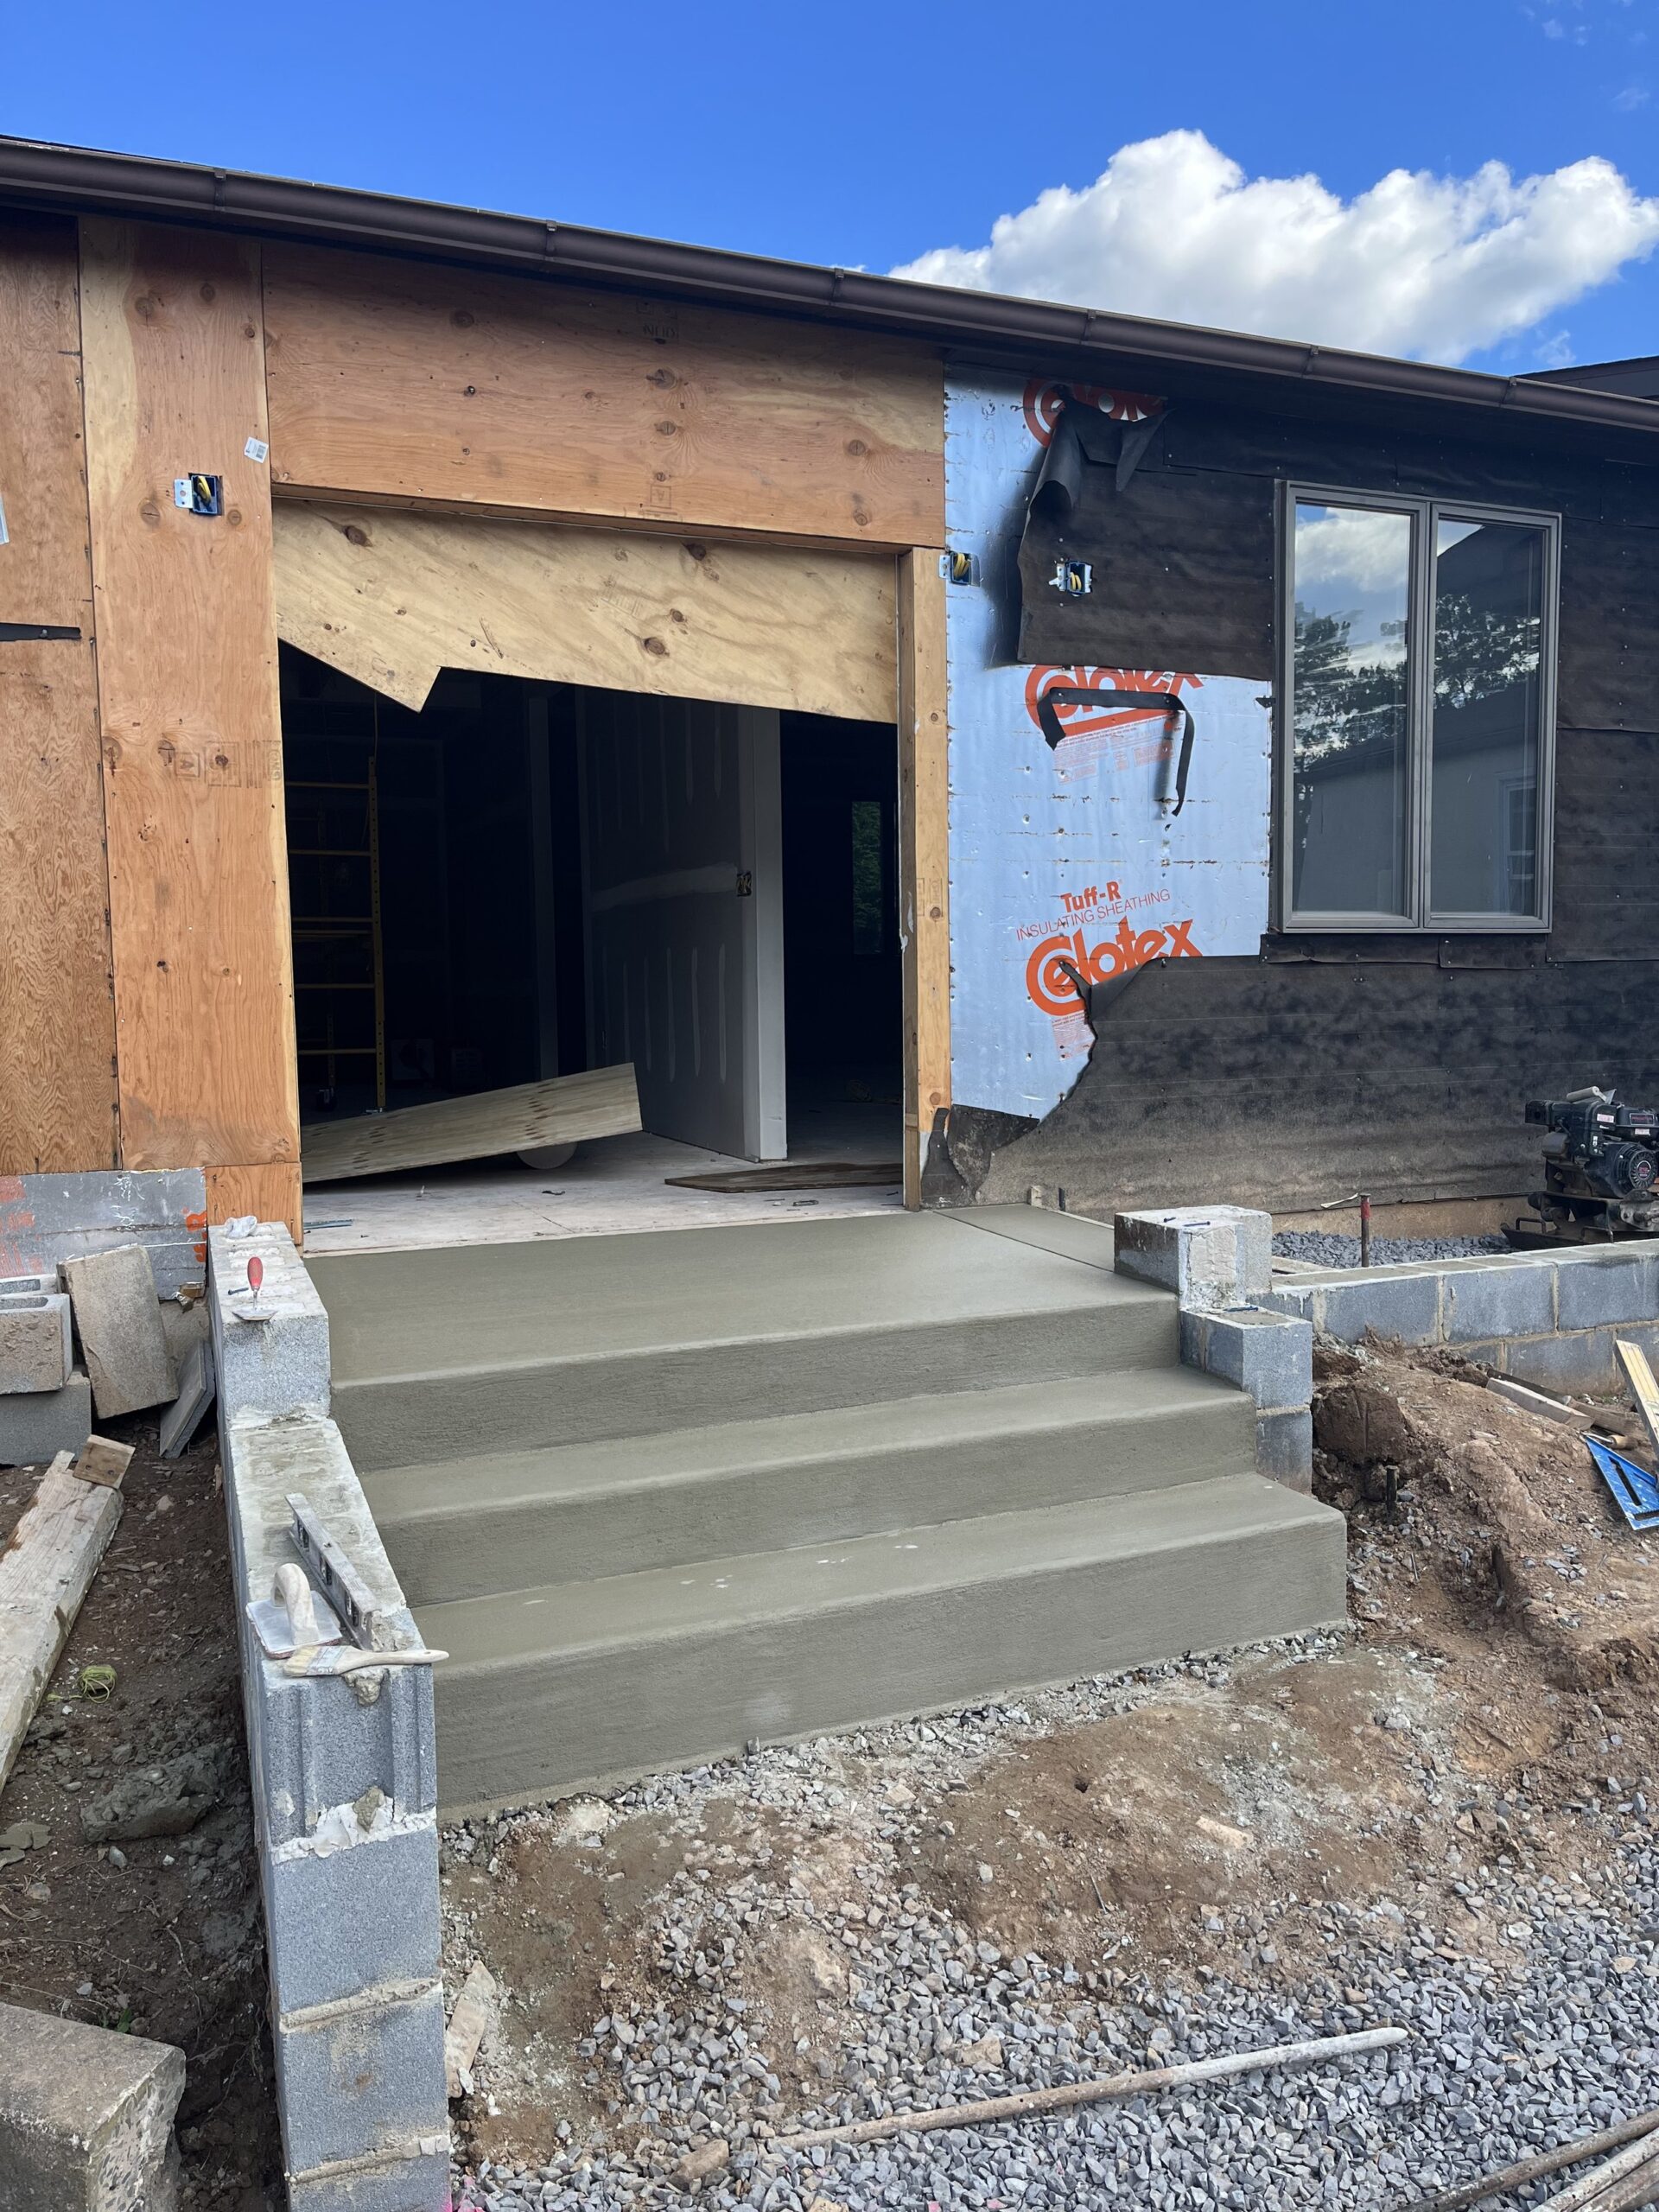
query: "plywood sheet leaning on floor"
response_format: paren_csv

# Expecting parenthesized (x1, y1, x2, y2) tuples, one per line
(301, 1063, 642, 1183)
(271, 501, 898, 721)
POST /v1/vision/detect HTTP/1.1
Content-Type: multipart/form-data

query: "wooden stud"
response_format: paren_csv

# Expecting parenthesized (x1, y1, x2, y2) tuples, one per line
(263, 246, 944, 551)
(272, 501, 898, 721)
(79, 219, 300, 1176)
(204, 1163, 303, 1244)
(896, 549, 950, 1208)
(0, 214, 118, 1174)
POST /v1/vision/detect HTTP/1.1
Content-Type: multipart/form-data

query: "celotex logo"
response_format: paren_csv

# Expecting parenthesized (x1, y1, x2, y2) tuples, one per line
(1025, 907, 1202, 1017)
(1023, 664, 1198, 745)
(1021, 379, 1166, 446)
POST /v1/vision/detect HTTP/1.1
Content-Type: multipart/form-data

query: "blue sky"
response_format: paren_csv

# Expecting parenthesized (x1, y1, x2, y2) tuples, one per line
(7, 0, 1659, 372)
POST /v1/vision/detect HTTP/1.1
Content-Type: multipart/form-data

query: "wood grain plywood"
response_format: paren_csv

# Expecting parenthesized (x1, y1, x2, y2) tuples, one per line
(0, 215, 118, 1173)
(263, 245, 944, 550)
(273, 502, 897, 720)
(204, 1162, 302, 1243)
(898, 549, 950, 1208)
(79, 219, 299, 1173)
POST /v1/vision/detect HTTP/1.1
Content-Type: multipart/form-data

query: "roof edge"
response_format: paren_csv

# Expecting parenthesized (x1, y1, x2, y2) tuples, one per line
(6, 135, 1659, 442)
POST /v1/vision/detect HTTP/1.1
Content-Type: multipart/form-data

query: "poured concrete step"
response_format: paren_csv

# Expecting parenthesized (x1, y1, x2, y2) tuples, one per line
(366, 1366, 1257, 1605)
(421, 1475, 1347, 1814)
(313, 1212, 1175, 1470)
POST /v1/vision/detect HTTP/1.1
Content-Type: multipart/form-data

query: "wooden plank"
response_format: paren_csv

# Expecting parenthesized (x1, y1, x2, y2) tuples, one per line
(301, 1064, 642, 1184)
(0, 214, 118, 1174)
(0, 1450, 123, 1797)
(79, 219, 300, 1174)
(263, 245, 944, 551)
(272, 502, 896, 721)
(204, 1162, 303, 1244)
(1616, 1338, 1659, 1460)
(897, 549, 950, 1209)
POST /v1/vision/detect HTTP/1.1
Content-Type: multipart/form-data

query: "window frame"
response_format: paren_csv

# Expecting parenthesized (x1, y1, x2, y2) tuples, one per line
(1275, 482, 1560, 934)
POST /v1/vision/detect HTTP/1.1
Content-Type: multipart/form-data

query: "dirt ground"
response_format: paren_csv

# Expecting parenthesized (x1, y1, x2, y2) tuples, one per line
(0, 1417, 279, 2210)
(444, 1337, 1659, 2183)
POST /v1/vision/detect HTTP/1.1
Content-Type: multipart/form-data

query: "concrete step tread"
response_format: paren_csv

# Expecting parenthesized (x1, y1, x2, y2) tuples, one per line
(363, 1367, 1250, 1522)
(421, 1476, 1336, 1672)
(313, 1211, 1166, 1385)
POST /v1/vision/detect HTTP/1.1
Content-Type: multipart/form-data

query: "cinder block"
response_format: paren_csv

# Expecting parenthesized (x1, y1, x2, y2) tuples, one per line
(0, 1291, 73, 1394)
(1554, 1246, 1659, 1332)
(1505, 1327, 1619, 1398)
(264, 1821, 442, 2014)
(61, 1244, 175, 1416)
(273, 1981, 447, 2176)
(288, 2144, 450, 2212)
(1314, 1272, 1441, 1346)
(208, 1224, 330, 1424)
(243, 1637, 436, 1855)
(0, 1998, 184, 2212)
(1259, 1282, 1315, 1324)
(1114, 1205, 1273, 1308)
(0, 1268, 58, 1295)
(1185, 1306, 1312, 1413)
(0, 1368, 92, 1467)
(1441, 1259, 1556, 1345)
(1256, 1408, 1313, 1492)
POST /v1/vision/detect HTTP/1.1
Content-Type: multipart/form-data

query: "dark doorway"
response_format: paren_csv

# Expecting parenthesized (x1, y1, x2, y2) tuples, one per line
(780, 713, 902, 1151)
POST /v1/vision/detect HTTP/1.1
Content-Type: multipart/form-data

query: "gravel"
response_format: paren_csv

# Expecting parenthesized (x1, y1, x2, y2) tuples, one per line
(1274, 1230, 1510, 1270)
(449, 1643, 1659, 2212)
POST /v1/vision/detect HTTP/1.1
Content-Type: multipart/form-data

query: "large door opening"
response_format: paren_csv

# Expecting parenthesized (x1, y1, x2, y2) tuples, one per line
(279, 647, 902, 1246)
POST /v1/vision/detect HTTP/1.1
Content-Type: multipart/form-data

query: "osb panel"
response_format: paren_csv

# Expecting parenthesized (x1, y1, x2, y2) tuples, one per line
(262, 245, 944, 550)
(0, 214, 118, 1173)
(272, 501, 897, 720)
(79, 219, 300, 1173)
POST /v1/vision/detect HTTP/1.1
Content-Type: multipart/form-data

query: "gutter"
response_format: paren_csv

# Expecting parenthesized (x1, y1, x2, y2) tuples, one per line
(4, 134, 1659, 446)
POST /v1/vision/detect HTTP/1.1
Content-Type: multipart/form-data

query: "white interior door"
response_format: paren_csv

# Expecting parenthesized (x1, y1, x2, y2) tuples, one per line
(581, 694, 785, 1160)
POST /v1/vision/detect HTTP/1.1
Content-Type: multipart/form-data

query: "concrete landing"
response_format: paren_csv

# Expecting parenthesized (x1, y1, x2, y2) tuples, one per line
(312, 1208, 1346, 1809)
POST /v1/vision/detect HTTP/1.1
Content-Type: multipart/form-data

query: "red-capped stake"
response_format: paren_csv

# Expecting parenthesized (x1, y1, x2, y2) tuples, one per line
(248, 1255, 264, 1298)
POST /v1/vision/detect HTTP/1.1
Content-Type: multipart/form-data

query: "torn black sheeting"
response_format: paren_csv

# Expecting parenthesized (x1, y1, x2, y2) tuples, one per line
(0, 621, 81, 642)
(1017, 395, 1274, 677)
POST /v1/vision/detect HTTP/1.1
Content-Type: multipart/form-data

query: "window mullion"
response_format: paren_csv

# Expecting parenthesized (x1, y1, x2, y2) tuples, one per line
(1412, 500, 1436, 927)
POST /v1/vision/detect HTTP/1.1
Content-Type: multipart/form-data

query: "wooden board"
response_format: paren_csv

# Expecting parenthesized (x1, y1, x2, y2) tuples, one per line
(0, 214, 118, 1174)
(205, 1163, 303, 1244)
(897, 549, 950, 1209)
(263, 245, 944, 551)
(0, 1450, 123, 1796)
(301, 1063, 642, 1184)
(78, 219, 300, 1174)
(272, 502, 896, 721)
(1617, 1339, 1659, 1460)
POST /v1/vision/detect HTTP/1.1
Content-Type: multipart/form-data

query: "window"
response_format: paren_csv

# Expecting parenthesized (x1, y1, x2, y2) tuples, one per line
(1281, 489, 1558, 930)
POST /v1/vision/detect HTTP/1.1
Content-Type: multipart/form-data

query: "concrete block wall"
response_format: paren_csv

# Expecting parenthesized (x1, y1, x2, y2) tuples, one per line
(208, 1225, 448, 2212)
(1261, 1240, 1659, 1396)
(1117, 1206, 1315, 1491)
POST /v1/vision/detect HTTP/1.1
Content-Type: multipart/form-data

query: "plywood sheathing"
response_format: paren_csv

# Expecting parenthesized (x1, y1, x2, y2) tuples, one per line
(203, 1164, 302, 1245)
(898, 549, 950, 1208)
(273, 503, 898, 721)
(78, 221, 300, 1176)
(0, 214, 118, 1174)
(261, 245, 944, 551)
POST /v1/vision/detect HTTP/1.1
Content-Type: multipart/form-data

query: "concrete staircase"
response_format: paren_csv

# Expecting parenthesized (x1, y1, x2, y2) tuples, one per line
(310, 1209, 1345, 1814)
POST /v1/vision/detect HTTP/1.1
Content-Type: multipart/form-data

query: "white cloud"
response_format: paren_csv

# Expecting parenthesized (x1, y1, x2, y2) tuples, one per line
(1294, 506, 1413, 594)
(892, 131, 1659, 365)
